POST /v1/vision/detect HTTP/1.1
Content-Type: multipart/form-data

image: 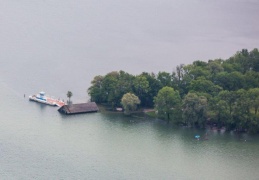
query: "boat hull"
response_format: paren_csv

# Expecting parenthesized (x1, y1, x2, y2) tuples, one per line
(29, 95, 65, 107)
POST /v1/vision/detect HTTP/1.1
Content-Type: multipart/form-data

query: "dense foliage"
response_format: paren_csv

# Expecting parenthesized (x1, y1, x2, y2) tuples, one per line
(154, 87, 181, 123)
(121, 93, 140, 115)
(88, 48, 259, 133)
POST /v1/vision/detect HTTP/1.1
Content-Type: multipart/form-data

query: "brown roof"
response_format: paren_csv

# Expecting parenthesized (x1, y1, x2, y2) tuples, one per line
(58, 102, 99, 114)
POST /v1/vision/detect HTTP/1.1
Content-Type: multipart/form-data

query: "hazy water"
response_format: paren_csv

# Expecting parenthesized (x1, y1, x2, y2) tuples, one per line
(1, 0, 259, 179)
(1, 82, 259, 180)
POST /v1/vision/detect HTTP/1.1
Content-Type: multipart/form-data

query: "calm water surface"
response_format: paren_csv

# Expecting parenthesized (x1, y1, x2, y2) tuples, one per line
(1, 0, 259, 179)
(1, 82, 259, 179)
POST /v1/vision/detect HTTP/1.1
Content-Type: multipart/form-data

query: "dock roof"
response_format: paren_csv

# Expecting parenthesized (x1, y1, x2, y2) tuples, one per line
(58, 102, 99, 115)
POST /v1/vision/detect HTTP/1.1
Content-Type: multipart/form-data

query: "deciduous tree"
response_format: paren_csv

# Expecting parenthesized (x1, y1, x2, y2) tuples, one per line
(154, 86, 181, 123)
(121, 93, 140, 115)
(182, 93, 208, 127)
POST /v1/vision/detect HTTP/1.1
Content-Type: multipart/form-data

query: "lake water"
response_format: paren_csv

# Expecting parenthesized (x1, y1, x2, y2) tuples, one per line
(1, 83, 259, 179)
(1, 0, 259, 179)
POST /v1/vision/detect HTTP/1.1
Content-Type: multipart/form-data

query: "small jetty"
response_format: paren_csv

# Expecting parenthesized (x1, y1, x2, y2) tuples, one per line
(29, 91, 65, 107)
(58, 102, 99, 115)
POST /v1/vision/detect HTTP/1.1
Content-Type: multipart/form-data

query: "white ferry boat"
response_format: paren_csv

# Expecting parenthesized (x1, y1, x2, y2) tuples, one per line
(29, 92, 65, 107)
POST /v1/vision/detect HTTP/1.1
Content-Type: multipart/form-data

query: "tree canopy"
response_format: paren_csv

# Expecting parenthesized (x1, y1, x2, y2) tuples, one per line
(88, 48, 259, 133)
(154, 87, 181, 123)
(121, 93, 140, 115)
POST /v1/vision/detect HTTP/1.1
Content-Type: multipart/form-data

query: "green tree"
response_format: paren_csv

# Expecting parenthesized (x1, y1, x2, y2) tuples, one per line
(193, 60, 207, 67)
(157, 71, 172, 88)
(232, 89, 251, 132)
(218, 90, 237, 118)
(208, 97, 230, 128)
(183, 64, 210, 80)
(244, 71, 259, 89)
(88, 75, 104, 103)
(175, 64, 185, 82)
(188, 77, 222, 96)
(114, 71, 134, 105)
(233, 49, 252, 73)
(215, 71, 244, 91)
(67, 91, 73, 104)
(182, 93, 208, 127)
(154, 86, 181, 123)
(133, 75, 149, 106)
(121, 93, 140, 115)
(207, 60, 224, 80)
(222, 62, 235, 73)
(248, 88, 259, 115)
(102, 71, 120, 108)
(172, 64, 185, 96)
(141, 72, 161, 107)
(249, 48, 259, 72)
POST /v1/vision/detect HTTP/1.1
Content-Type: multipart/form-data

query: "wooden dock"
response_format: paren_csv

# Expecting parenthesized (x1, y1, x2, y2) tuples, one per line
(58, 102, 99, 115)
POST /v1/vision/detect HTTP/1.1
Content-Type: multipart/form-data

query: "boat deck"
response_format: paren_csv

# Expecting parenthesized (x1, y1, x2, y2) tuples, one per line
(46, 97, 65, 107)
(29, 94, 65, 107)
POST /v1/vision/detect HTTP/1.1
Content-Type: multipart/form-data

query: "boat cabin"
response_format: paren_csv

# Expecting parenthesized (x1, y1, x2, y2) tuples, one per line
(37, 91, 46, 101)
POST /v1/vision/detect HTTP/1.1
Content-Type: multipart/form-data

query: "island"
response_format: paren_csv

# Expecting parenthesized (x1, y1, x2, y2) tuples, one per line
(88, 48, 259, 134)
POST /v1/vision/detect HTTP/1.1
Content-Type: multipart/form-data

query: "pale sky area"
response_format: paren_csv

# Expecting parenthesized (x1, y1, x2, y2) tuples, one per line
(0, 0, 259, 98)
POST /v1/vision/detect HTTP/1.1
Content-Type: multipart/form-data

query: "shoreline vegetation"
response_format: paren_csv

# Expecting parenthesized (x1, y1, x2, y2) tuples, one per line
(88, 48, 259, 134)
